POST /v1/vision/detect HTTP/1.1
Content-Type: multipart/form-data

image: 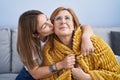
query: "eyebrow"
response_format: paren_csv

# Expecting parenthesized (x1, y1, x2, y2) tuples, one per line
(55, 15, 71, 18)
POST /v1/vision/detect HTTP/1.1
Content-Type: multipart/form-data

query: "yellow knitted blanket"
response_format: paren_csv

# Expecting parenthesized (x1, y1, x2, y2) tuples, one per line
(42, 27, 120, 80)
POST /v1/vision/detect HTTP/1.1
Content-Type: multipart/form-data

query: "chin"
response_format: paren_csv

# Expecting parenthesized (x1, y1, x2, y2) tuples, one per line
(51, 31, 54, 34)
(48, 32, 53, 35)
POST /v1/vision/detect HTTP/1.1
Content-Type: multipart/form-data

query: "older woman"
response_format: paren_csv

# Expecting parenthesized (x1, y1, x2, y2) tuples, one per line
(42, 7, 120, 80)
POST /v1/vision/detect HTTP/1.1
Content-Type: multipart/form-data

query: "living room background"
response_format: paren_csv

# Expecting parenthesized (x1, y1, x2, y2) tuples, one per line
(0, 0, 120, 27)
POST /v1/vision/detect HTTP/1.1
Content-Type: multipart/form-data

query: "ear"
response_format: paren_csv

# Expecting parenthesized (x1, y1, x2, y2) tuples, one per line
(32, 34, 39, 38)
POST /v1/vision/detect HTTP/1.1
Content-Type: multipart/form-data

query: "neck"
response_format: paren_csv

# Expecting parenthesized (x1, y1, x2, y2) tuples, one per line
(58, 35, 73, 48)
(39, 34, 47, 42)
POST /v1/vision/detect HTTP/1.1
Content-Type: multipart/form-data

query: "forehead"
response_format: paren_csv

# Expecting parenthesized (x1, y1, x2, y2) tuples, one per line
(56, 10, 72, 17)
(37, 14, 48, 28)
(37, 14, 47, 21)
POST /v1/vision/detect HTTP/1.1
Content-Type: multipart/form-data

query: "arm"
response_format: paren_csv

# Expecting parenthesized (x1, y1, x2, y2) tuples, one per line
(80, 24, 94, 56)
(72, 35, 120, 80)
(28, 54, 75, 79)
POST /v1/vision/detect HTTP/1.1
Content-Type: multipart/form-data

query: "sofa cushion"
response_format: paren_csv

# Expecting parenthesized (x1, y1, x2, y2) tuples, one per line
(0, 73, 18, 80)
(0, 28, 11, 73)
(11, 28, 23, 73)
(111, 31, 120, 56)
(116, 55, 120, 63)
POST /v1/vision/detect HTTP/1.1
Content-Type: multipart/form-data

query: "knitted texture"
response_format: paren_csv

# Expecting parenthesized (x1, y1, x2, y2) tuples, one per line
(42, 27, 120, 80)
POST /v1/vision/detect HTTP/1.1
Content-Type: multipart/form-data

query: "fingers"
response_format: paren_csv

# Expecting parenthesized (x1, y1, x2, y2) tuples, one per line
(82, 47, 94, 56)
(81, 37, 94, 56)
(66, 54, 76, 68)
(62, 54, 76, 69)
(67, 54, 75, 59)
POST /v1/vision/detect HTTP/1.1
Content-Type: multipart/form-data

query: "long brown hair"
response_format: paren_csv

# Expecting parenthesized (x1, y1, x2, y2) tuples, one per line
(17, 10, 43, 69)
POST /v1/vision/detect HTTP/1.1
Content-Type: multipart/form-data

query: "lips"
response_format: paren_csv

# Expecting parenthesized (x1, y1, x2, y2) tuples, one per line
(59, 27, 65, 29)
(59, 26, 67, 30)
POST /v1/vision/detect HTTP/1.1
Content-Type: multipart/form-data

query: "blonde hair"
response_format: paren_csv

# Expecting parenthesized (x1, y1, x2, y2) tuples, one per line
(17, 10, 43, 69)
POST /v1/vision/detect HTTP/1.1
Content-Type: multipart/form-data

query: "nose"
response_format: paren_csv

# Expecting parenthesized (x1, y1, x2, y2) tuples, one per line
(61, 18, 66, 24)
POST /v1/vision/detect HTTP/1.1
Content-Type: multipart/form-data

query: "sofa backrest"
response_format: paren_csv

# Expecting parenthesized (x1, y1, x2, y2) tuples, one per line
(93, 27, 120, 46)
(0, 27, 23, 74)
(0, 28, 11, 73)
(11, 28, 23, 73)
(0, 27, 120, 74)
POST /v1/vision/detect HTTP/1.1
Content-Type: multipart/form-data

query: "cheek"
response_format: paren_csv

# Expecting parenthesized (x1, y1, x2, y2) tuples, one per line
(37, 28, 42, 34)
(72, 26, 75, 31)
(45, 28, 52, 33)
(41, 30, 51, 36)
(54, 26, 60, 35)
(70, 23, 74, 30)
(53, 24, 58, 31)
(54, 27, 58, 34)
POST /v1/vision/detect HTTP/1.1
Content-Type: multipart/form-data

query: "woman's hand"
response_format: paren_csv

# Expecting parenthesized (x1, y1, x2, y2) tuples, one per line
(72, 65, 92, 80)
(81, 33, 94, 56)
(57, 54, 75, 70)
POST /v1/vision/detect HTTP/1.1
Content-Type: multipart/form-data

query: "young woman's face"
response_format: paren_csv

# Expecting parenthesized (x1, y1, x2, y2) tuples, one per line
(53, 10, 74, 37)
(37, 14, 53, 37)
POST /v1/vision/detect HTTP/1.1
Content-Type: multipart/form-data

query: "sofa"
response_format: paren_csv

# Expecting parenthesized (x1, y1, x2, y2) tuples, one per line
(0, 27, 120, 80)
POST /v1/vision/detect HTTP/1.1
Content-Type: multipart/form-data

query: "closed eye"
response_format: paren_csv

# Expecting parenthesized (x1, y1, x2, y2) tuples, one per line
(41, 23, 47, 29)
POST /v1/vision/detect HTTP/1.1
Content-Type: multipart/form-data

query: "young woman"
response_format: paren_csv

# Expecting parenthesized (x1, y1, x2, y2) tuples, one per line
(42, 7, 120, 80)
(16, 9, 94, 80)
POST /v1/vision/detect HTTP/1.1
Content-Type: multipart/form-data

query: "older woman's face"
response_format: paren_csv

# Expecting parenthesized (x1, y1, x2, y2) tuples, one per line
(53, 10, 74, 37)
(37, 14, 53, 37)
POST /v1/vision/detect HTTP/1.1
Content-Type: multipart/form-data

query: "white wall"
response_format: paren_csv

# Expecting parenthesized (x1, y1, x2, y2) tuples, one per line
(0, 0, 120, 27)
